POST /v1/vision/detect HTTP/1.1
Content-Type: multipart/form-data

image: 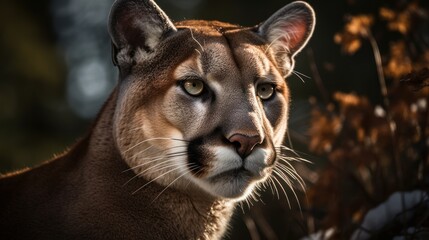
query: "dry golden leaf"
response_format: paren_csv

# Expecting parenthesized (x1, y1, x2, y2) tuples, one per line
(380, 7, 396, 20)
(385, 41, 412, 79)
(334, 15, 373, 54)
(346, 15, 373, 36)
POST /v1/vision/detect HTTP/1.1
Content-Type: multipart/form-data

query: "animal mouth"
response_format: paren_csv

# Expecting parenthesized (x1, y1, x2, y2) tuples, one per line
(208, 167, 261, 183)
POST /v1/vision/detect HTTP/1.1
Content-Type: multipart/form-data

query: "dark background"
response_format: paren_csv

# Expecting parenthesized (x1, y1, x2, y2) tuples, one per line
(1, 0, 428, 239)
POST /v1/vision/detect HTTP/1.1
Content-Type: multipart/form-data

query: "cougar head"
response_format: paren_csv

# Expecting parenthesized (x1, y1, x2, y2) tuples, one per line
(109, 0, 315, 200)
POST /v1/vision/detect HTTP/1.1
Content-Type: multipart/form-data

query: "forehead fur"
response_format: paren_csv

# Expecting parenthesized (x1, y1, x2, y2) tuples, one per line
(176, 20, 243, 34)
(175, 20, 267, 48)
(172, 20, 276, 75)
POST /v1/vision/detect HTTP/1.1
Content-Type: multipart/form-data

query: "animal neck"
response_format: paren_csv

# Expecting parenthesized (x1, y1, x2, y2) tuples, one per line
(75, 88, 235, 239)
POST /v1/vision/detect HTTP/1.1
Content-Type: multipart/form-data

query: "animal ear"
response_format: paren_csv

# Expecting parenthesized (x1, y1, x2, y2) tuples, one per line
(258, 1, 315, 73)
(108, 0, 176, 57)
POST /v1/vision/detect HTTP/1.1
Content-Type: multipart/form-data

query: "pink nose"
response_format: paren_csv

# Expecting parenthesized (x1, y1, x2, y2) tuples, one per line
(228, 134, 262, 158)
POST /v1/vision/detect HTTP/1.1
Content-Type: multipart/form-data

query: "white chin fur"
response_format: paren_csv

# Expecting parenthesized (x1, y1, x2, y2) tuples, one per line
(190, 146, 272, 200)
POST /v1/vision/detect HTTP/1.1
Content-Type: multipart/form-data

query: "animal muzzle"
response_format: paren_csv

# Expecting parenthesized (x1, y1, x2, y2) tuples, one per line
(228, 133, 263, 158)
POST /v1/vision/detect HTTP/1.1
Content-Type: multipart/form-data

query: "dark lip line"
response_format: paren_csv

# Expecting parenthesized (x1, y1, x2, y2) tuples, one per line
(208, 167, 255, 181)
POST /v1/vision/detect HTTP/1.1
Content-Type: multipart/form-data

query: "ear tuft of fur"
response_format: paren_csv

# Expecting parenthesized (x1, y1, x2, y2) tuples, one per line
(258, 1, 315, 75)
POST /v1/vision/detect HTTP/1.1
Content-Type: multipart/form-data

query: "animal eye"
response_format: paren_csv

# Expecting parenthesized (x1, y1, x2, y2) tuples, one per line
(183, 79, 204, 96)
(256, 83, 274, 100)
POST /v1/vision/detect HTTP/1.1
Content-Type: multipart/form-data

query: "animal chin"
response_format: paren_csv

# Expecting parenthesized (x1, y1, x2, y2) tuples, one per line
(185, 145, 274, 199)
(199, 165, 270, 199)
(209, 168, 254, 182)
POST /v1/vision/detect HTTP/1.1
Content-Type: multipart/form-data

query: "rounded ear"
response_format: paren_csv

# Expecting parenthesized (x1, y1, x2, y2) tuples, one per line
(108, 0, 176, 52)
(258, 1, 315, 75)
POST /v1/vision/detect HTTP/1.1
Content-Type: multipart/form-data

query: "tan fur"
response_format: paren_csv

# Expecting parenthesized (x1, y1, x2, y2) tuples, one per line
(0, 0, 315, 239)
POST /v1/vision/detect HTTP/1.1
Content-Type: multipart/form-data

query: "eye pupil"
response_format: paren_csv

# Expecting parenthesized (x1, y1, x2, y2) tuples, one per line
(183, 79, 204, 96)
(257, 83, 274, 100)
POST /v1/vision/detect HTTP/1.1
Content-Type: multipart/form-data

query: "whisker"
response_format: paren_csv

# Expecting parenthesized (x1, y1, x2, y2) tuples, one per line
(276, 163, 306, 191)
(123, 137, 189, 154)
(164, 151, 189, 158)
(274, 168, 302, 213)
(277, 157, 308, 179)
(276, 150, 312, 164)
(276, 160, 306, 186)
(293, 70, 311, 79)
(123, 152, 180, 173)
(190, 28, 204, 52)
(132, 164, 187, 195)
(123, 156, 165, 173)
(286, 131, 294, 150)
(268, 177, 279, 199)
(123, 159, 186, 186)
(277, 145, 312, 159)
(292, 71, 305, 83)
(122, 146, 188, 173)
(123, 150, 189, 184)
(151, 164, 199, 203)
(123, 138, 171, 154)
(184, 168, 204, 189)
(117, 126, 144, 141)
(271, 171, 291, 209)
(122, 147, 161, 172)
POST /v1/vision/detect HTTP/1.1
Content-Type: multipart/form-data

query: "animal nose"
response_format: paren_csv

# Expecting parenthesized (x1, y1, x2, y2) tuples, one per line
(228, 134, 262, 158)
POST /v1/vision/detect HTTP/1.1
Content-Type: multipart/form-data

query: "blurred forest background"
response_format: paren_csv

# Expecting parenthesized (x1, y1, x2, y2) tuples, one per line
(1, 0, 429, 239)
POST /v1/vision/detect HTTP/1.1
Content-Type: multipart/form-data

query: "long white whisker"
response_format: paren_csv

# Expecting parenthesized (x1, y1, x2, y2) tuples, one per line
(124, 137, 188, 154)
(277, 157, 306, 176)
(122, 147, 164, 172)
(151, 165, 199, 203)
(277, 164, 305, 192)
(293, 70, 311, 79)
(123, 159, 185, 186)
(268, 177, 279, 199)
(123, 156, 165, 174)
(184, 168, 204, 189)
(274, 168, 302, 213)
(137, 159, 189, 177)
(277, 149, 312, 163)
(271, 171, 291, 209)
(292, 71, 305, 83)
(276, 158, 306, 186)
(123, 149, 188, 173)
(132, 164, 187, 195)
(118, 126, 144, 141)
(190, 28, 204, 52)
(278, 145, 312, 160)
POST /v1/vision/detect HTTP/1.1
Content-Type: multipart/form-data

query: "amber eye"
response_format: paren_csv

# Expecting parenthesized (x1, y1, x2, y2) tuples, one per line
(257, 83, 274, 100)
(183, 79, 204, 96)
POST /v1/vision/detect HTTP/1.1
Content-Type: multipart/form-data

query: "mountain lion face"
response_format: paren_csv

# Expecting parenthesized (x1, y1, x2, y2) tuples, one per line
(109, 0, 315, 200)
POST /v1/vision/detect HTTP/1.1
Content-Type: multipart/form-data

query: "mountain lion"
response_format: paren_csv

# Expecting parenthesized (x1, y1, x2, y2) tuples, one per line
(0, 0, 315, 239)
